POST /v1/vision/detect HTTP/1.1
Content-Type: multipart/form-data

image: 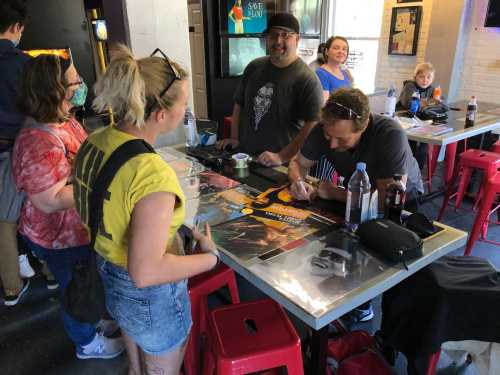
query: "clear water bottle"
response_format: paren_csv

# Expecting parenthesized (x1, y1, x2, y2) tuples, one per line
(409, 91, 420, 117)
(384, 85, 397, 117)
(184, 107, 199, 147)
(465, 96, 477, 128)
(345, 162, 371, 232)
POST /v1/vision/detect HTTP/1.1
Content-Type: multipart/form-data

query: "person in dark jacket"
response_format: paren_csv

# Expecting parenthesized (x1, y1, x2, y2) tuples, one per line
(0, 0, 30, 152)
(0, 0, 33, 306)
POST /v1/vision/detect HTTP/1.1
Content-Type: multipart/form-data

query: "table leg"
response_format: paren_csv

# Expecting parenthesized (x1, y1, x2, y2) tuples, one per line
(309, 325, 328, 375)
(444, 142, 458, 186)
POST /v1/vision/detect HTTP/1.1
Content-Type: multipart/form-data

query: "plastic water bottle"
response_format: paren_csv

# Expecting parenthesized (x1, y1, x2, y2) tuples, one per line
(345, 162, 371, 232)
(384, 174, 406, 225)
(409, 91, 420, 117)
(184, 107, 199, 147)
(384, 85, 397, 117)
(465, 96, 477, 128)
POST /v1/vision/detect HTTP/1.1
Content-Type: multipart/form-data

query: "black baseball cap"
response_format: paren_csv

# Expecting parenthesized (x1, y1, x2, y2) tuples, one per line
(264, 13, 300, 34)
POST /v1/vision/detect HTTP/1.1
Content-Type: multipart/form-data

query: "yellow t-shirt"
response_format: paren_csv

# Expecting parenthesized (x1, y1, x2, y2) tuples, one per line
(73, 126, 186, 267)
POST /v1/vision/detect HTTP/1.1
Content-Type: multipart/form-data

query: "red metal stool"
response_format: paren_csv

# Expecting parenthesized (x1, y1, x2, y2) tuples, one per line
(464, 172, 500, 256)
(438, 149, 500, 220)
(184, 264, 240, 375)
(203, 298, 304, 375)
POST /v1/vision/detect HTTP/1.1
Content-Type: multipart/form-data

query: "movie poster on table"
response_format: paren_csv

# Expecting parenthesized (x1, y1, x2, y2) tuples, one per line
(227, 0, 267, 34)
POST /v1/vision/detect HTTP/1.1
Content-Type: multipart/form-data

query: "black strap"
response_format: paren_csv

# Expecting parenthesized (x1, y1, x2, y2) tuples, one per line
(88, 139, 155, 249)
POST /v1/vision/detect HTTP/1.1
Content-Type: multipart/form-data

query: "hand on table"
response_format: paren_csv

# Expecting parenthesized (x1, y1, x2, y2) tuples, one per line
(257, 151, 283, 167)
(290, 180, 316, 202)
(216, 138, 239, 151)
(192, 222, 220, 266)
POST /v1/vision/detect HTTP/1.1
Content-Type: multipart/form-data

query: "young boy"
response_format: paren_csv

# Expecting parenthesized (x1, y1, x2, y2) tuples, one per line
(398, 62, 438, 110)
(398, 62, 438, 170)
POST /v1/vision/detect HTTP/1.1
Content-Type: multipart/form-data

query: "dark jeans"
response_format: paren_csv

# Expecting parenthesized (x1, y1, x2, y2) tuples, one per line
(22, 236, 96, 347)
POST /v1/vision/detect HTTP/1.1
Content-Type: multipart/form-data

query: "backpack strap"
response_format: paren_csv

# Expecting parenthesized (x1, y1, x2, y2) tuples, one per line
(88, 139, 155, 249)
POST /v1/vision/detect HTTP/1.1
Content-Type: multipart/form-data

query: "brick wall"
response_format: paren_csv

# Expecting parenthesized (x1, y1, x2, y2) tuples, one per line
(374, 0, 434, 93)
(456, 0, 500, 103)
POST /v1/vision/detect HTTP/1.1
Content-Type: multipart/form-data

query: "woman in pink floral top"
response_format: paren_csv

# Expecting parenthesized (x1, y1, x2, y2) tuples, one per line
(12, 54, 124, 360)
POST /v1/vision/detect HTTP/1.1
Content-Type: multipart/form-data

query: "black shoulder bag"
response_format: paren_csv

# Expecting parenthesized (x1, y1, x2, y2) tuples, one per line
(62, 139, 155, 323)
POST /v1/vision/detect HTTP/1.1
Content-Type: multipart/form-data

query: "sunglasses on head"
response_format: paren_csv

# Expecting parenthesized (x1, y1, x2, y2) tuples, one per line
(145, 48, 181, 117)
(150, 48, 181, 97)
(325, 101, 362, 120)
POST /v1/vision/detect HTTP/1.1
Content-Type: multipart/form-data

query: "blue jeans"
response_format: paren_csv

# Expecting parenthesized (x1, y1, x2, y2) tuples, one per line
(97, 255, 192, 355)
(23, 237, 96, 346)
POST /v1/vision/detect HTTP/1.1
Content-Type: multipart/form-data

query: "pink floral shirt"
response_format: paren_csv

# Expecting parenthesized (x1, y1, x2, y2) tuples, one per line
(12, 118, 89, 249)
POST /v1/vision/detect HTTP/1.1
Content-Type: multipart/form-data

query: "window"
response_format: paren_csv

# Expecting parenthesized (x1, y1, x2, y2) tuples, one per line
(328, 0, 384, 93)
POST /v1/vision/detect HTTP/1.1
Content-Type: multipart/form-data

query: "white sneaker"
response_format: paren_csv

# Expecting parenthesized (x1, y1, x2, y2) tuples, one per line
(18, 255, 35, 278)
(76, 332, 124, 360)
(96, 319, 120, 337)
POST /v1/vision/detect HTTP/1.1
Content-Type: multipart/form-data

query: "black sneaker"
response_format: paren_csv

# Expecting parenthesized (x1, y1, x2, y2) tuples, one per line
(4, 279, 30, 306)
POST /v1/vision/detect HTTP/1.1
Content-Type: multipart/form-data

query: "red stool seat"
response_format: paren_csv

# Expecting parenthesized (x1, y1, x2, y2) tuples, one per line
(184, 264, 240, 375)
(465, 172, 500, 255)
(204, 298, 304, 375)
(438, 149, 500, 220)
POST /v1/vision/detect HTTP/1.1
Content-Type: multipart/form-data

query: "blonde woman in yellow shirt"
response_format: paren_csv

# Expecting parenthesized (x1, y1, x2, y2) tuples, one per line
(73, 45, 219, 375)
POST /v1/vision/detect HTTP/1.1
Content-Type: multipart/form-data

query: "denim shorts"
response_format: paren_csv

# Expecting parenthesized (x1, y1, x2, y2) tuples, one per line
(96, 255, 192, 355)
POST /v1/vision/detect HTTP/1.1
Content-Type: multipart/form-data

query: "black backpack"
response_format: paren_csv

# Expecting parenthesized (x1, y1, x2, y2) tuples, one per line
(62, 139, 155, 323)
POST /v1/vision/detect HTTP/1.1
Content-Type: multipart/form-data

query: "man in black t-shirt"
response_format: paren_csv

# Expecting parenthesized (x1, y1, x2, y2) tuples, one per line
(289, 87, 423, 324)
(289, 88, 423, 211)
(217, 13, 323, 167)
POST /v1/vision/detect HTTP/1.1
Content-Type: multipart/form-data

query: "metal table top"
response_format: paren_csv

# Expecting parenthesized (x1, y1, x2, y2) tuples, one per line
(405, 101, 500, 145)
(169, 144, 468, 331)
(219, 223, 466, 330)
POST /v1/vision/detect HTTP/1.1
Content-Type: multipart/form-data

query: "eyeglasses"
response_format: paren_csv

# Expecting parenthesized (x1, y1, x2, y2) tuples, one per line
(325, 101, 362, 120)
(66, 76, 83, 88)
(145, 48, 181, 116)
(266, 30, 297, 40)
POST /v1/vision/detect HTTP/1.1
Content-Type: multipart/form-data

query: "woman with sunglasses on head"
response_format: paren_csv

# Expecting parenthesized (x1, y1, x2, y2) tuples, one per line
(73, 44, 219, 375)
(316, 36, 353, 103)
(11, 54, 124, 359)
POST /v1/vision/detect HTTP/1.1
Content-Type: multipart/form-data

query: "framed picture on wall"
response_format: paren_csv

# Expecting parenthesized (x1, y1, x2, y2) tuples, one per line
(388, 6, 422, 56)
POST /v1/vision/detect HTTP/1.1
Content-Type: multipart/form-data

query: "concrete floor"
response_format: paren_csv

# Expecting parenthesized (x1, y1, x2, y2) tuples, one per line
(1, 176, 499, 375)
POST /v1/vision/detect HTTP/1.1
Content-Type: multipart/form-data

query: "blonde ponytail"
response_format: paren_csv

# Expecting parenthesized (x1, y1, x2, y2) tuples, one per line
(93, 44, 188, 128)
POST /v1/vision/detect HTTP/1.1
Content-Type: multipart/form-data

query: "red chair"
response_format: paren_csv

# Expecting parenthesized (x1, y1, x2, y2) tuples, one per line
(438, 149, 500, 220)
(464, 171, 500, 255)
(184, 264, 240, 375)
(204, 298, 304, 375)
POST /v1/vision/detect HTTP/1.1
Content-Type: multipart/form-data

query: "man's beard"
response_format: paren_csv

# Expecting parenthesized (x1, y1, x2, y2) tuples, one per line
(270, 48, 288, 62)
